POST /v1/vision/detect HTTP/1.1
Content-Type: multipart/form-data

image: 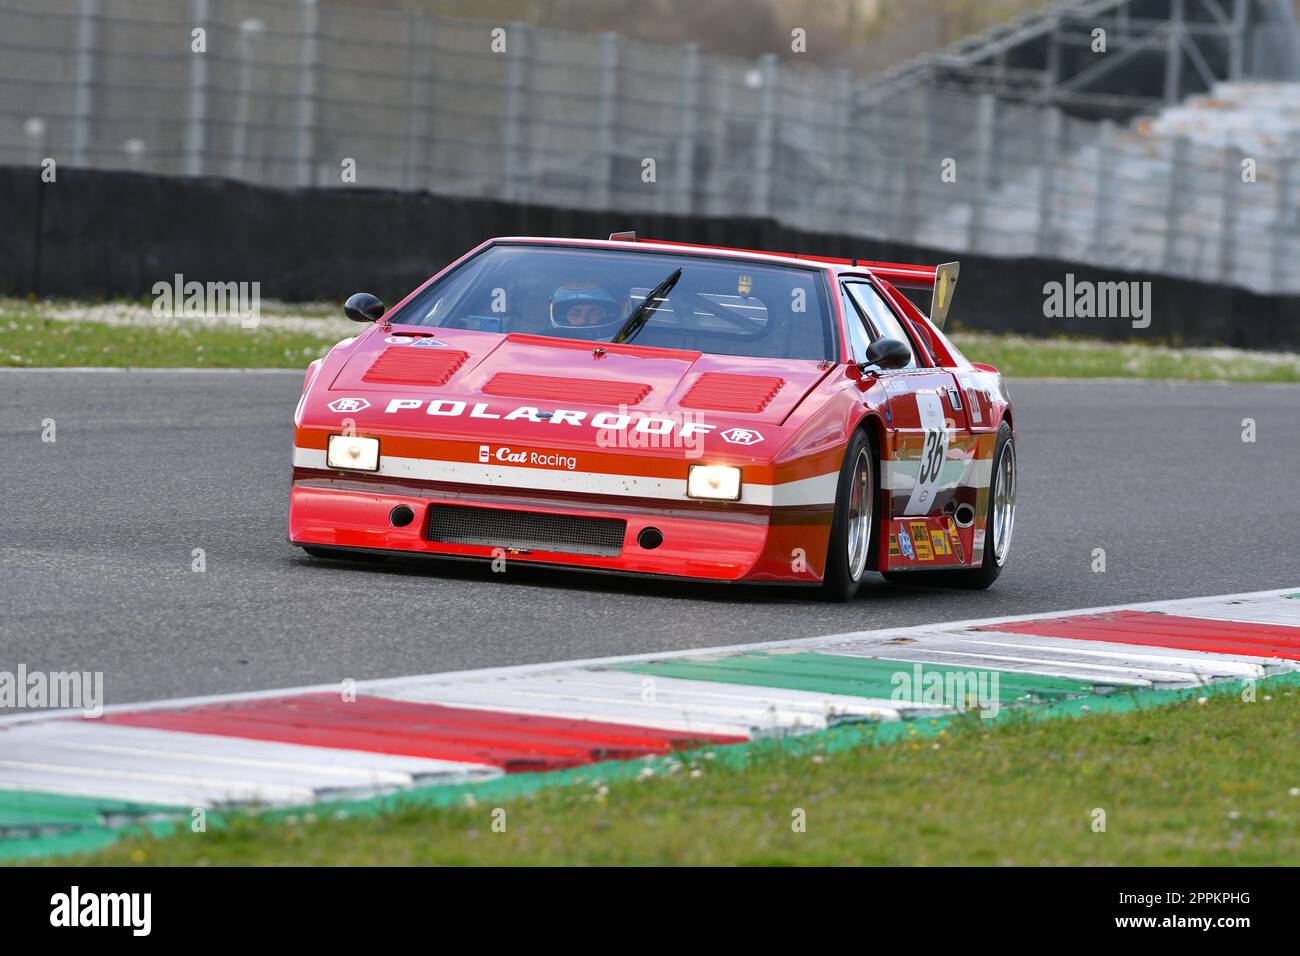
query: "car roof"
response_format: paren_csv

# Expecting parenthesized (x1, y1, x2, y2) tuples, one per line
(482, 237, 941, 290)
(484, 236, 842, 272)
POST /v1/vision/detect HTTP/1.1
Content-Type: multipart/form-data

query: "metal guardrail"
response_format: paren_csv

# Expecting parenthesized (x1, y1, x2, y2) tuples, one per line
(0, 0, 1297, 295)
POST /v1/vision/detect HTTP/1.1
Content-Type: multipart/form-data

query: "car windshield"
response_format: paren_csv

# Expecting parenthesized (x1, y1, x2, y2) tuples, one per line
(388, 244, 837, 361)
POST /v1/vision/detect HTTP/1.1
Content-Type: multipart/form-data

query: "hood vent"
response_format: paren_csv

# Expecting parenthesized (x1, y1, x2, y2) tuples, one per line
(362, 347, 468, 386)
(484, 373, 651, 406)
(681, 373, 784, 413)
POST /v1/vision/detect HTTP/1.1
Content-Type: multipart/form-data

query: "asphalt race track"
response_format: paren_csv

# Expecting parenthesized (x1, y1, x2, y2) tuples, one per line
(2, 369, 1298, 708)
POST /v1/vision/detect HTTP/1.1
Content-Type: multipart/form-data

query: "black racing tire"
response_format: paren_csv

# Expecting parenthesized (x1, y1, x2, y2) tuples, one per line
(882, 421, 1015, 590)
(820, 429, 879, 602)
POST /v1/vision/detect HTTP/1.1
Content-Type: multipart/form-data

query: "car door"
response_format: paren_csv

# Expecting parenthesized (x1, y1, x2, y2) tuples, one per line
(841, 278, 974, 568)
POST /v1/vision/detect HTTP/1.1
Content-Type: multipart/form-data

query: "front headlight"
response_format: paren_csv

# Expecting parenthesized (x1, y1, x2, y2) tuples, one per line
(687, 464, 742, 501)
(327, 434, 380, 472)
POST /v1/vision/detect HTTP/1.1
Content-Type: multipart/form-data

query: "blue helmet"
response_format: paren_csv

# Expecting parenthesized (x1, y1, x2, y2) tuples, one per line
(549, 282, 623, 340)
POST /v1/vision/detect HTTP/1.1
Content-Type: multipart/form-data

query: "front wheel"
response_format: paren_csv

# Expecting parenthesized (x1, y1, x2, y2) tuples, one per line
(820, 430, 878, 602)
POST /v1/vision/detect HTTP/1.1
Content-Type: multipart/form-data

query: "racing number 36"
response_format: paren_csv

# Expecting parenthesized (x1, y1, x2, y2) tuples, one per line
(918, 427, 945, 485)
(903, 392, 952, 515)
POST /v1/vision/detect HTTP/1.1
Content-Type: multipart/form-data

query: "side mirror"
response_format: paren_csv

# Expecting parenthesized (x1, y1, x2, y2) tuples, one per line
(344, 292, 386, 323)
(861, 337, 911, 371)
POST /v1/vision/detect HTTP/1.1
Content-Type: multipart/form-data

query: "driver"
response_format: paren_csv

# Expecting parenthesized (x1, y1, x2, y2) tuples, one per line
(549, 282, 624, 340)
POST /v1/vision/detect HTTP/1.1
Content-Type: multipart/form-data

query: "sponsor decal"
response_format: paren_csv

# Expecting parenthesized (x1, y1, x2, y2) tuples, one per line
(483, 446, 577, 471)
(738, 274, 753, 296)
(327, 397, 371, 413)
(909, 521, 934, 561)
(721, 427, 764, 445)
(461, 315, 502, 333)
(947, 517, 966, 563)
(888, 533, 900, 557)
(930, 528, 950, 557)
(384, 334, 448, 347)
(381, 398, 716, 442)
(897, 526, 915, 560)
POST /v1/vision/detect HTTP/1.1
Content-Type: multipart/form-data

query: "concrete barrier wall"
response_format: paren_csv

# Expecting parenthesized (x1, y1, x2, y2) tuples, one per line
(2, 166, 1296, 348)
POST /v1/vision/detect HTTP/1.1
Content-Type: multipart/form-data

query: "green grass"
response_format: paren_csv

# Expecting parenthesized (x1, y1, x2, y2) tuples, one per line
(56, 687, 1300, 866)
(0, 316, 343, 368)
(2, 298, 1297, 380)
(949, 331, 1300, 383)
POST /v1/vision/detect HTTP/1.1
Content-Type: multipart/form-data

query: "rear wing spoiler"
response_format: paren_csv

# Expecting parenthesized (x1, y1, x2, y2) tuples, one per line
(607, 233, 959, 329)
(857, 259, 960, 330)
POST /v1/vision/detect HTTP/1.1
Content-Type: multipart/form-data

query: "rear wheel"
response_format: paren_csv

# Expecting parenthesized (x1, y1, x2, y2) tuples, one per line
(821, 430, 878, 602)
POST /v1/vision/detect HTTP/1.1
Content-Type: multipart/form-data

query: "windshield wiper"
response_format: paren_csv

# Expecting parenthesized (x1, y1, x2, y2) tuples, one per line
(610, 268, 682, 345)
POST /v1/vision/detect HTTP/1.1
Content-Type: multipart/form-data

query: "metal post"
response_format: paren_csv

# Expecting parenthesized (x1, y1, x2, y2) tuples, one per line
(1216, 144, 1239, 285)
(1270, 137, 1296, 293)
(500, 22, 530, 202)
(1163, 0, 1185, 105)
(897, 85, 927, 242)
(402, 11, 433, 191)
(1228, 0, 1247, 81)
(24, 117, 48, 166)
(672, 44, 701, 215)
(1090, 120, 1115, 261)
(829, 68, 855, 233)
(751, 53, 778, 218)
(967, 93, 997, 250)
(1162, 135, 1189, 272)
(592, 32, 621, 210)
(866, 98, 891, 237)
(230, 18, 265, 180)
(708, 70, 731, 216)
(1036, 107, 1063, 258)
(69, 0, 99, 167)
(294, 0, 320, 187)
(1042, 13, 1060, 103)
(184, 0, 209, 177)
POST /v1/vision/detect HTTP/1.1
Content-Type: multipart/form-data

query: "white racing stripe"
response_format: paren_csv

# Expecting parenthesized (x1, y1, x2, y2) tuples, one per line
(293, 446, 839, 507)
(817, 631, 1281, 688)
(376, 669, 949, 737)
(881, 456, 992, 493)
(1138, 591, 1300, 628)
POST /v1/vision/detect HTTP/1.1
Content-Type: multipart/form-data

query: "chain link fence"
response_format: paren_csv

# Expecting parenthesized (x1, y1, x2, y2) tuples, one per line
(1, 0, 1297, 295)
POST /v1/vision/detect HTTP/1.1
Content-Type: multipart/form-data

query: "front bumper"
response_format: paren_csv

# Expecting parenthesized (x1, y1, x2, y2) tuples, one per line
(288, 476, 830, 583)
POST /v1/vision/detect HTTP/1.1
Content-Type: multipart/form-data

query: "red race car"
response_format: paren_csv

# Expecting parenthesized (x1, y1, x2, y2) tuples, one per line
(289, 234, 1015, 600)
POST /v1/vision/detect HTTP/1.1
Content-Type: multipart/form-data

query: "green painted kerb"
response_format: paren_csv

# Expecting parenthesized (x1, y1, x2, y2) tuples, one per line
(609, 651, 1098, 704)
(0, 791, 187, 862)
